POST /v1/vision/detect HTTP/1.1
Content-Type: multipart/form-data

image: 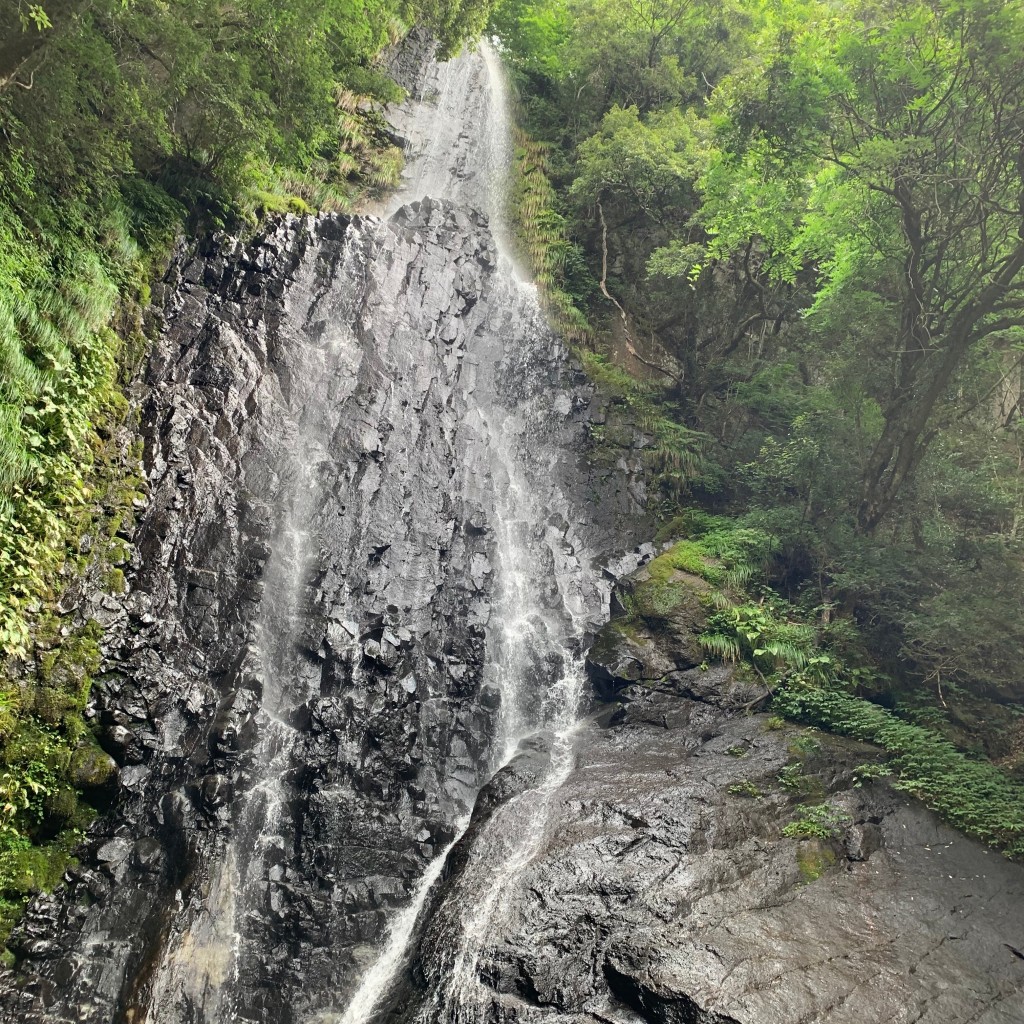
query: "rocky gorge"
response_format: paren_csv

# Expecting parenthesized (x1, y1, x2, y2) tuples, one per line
(0, 36, 1022, 1024)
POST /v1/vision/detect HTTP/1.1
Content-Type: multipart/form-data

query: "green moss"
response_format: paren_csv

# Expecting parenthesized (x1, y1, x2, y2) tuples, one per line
(104, 567, 126, 595)
(0, 827, 84, 947)
(608, 618, 649, 643)
(795, 842, 837, 883)
(70, 740, 117, 790)
(30, 620, 102, 737)
(628, 541, 715, 620)
(633, 578, 687, 619)
(727, 780, 761, 797)
(248, 190, 314, 216)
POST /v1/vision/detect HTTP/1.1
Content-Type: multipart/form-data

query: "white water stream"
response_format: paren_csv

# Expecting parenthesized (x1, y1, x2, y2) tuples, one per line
(323, 40, 602, 1024)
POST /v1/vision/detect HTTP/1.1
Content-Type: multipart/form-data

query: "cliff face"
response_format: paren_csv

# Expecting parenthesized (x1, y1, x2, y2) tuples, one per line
(0, 49, 646, 1023)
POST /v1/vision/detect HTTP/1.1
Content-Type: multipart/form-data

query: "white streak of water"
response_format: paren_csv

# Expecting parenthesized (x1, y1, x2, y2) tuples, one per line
(317, 821, 469, 1024)
(323, 39, 604, 1024)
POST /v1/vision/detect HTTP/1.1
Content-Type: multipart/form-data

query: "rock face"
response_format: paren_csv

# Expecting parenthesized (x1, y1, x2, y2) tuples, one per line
(0, 47, 646, 1024)
(396, 574, 1024, 1024)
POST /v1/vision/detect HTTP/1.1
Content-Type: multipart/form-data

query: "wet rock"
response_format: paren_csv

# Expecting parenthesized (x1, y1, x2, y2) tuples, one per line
(586, 623, 652, 698)
(406, 676, 1024, 1024)
(467, 733, 552, 827)
(604, 953, 743, 1024)
(0, 44, 650, 1024)
(363, 638, 400, 670)
(95, 839, 132, 868)
(131, 838, 164, 874)
(479, 684, 502, 711)
(200, 774, 232, 813)
(101, 724, 145, 765)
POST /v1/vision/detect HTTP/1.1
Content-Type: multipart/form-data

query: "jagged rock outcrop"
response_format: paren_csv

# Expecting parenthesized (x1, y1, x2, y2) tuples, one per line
(0, 187, 645, 1022)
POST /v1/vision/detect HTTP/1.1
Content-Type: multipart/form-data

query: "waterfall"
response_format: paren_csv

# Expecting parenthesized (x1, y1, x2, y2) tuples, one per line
(319, 41, 603, 1024)
(11, 35, 625, 1024)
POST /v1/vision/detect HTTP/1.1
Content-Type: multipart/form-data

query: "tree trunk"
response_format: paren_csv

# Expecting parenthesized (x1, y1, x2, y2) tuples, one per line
(858, 236, 1024, 533)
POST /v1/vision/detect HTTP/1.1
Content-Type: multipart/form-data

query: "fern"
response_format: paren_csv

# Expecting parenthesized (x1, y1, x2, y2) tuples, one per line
(775, 684, 1024, 858)
(701, 632, 742, 662)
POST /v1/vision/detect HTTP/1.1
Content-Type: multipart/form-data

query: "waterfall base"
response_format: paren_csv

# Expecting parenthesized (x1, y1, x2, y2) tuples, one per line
(412, 670, 1024, 1023)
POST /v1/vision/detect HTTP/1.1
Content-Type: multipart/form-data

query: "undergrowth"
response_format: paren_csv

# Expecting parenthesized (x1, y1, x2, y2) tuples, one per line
(581, 352, 708, 495)
(509, 127, 594, 345)
(775, 684, 1024, 857)
(649, 512, 1024, 860)
(782, 802, 851, 840)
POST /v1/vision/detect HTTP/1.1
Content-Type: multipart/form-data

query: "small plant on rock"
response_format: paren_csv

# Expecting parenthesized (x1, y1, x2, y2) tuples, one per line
(727, 780, 762, 798)
(782, 802, 851, 840)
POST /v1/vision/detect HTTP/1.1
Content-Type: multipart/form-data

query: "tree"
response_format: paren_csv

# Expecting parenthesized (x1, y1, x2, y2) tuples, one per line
(828, 0, 1024, 531)
(708, 0, 1024, 532)
(0, 1, 88, 86)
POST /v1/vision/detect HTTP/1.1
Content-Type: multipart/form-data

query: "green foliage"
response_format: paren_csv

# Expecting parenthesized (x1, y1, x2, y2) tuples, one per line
(672, 511, 1024, 858)
(498, 0, 1024, 713)
(509, 126, 596, 343)
(570, 104, 709, 220)
(851, 762, 892, 787)
(777, 762, 809, 793)
(775, 684, 1024, 857)
(782, 802, 851, 840)
(702, 598, 825, 676)
(581, 352, 708, 493)
(727, 780, 761, 797)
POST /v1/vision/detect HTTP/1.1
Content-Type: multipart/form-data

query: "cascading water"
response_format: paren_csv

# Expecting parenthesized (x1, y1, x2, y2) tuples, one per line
(2, 34, 639, 1024)
(317, 42, 606, 1024)
(143, 308, 367, 1017)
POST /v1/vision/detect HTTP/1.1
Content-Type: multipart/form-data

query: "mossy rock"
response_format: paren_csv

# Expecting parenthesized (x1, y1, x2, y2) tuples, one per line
(795, 840, 838, 883)
(70, 741, 119, 798)
(587, 620, 669, 699)
(613, 555, 711, 668)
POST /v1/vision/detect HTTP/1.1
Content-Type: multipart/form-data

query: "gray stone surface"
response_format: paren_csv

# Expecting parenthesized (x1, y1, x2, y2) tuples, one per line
(0, 202, 643, 1024)
(397, 612, 1024, 1023)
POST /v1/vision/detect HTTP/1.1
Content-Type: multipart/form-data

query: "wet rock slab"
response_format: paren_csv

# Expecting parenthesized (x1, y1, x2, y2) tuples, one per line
(421, 671, 1024, 1024)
